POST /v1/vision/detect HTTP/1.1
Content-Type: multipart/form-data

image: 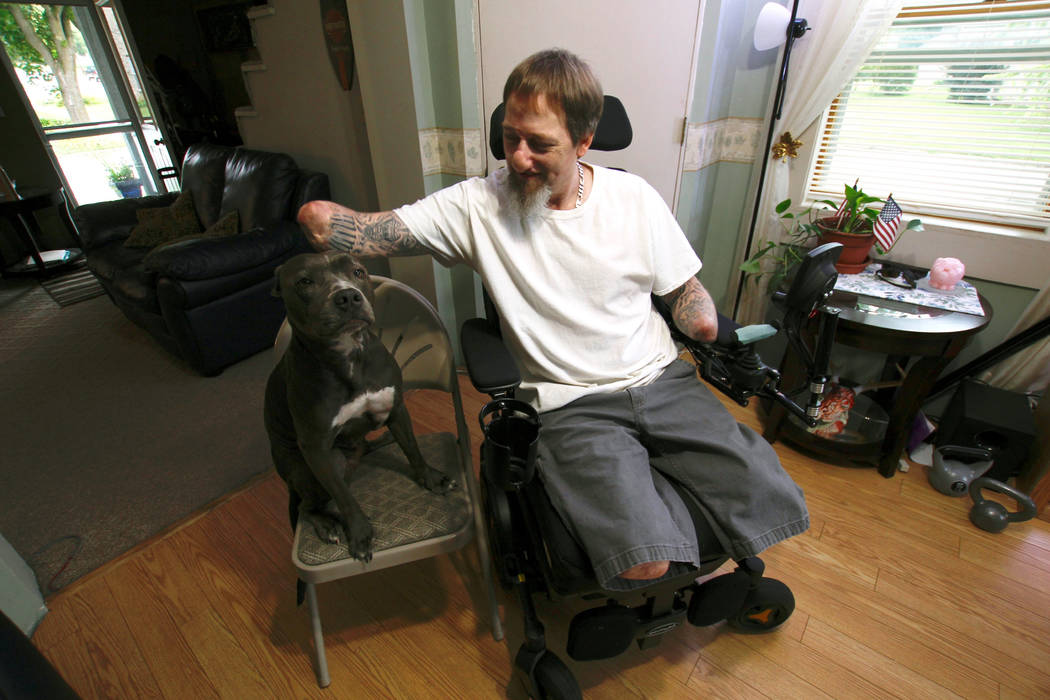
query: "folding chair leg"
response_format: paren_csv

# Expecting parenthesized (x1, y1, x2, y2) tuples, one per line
(477, 536, 505, 641)
(304, 582, 330, 688)
(467, 466, 504, 642)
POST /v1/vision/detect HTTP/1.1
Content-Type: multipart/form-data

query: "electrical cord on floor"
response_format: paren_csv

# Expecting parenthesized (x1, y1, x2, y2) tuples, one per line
(29, 534, 83, 594)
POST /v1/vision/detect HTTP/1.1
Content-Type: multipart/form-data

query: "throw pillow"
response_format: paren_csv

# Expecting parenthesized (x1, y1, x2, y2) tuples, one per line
(141, 210, 242, 273)
(123, 190, 201, 248)
(153, 209, 240, 250)
(142, 207, 240, 265)
(203, 209, 240, 238)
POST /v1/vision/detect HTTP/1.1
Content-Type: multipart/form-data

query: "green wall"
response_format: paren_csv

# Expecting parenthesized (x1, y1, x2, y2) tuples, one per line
(675, 0, 776, 311)
(402, 0, 483, 359)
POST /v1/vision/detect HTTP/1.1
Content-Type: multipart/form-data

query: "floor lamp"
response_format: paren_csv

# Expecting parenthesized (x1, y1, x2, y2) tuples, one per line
(732, 1, 810, 319)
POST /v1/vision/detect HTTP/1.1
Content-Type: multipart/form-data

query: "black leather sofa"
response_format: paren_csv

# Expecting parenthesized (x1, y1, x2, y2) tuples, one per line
(73, 144, 329, 375)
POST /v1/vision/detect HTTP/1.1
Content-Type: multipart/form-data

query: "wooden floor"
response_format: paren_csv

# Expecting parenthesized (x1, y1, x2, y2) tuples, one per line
(31, 373, 1050, 699)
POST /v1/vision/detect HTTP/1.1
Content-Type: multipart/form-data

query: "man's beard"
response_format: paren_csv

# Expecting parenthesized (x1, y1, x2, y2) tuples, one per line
(504, 169, 551, 218)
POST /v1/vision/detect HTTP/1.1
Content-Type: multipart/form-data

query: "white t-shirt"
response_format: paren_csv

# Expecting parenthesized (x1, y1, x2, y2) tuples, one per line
(395, 164, 702, 411)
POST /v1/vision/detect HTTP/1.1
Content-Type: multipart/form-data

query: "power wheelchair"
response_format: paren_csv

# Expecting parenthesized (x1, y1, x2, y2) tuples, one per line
(461, 96, 844, 699)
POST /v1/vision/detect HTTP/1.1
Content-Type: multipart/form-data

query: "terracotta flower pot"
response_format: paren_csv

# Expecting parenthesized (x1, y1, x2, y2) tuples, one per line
(816, 218, 875, 274)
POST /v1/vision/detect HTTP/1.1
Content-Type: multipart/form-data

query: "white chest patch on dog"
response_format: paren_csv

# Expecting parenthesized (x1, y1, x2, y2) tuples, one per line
(331, 386, 396, 429)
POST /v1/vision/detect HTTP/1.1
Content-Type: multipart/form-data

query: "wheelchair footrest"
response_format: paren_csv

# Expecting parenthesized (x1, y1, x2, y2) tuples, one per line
(686, 557, 795, 632)
(567, 599, 687, 661)
(686, 569, 751, 626)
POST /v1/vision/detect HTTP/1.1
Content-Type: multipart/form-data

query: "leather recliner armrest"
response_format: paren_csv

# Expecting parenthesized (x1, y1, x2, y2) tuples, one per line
(73, 193, 178, 250)
(143, 220, 305, 280)
(293, 170, 332, 210)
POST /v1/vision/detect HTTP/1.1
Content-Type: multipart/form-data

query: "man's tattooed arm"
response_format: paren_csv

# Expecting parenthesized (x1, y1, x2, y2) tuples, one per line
(297, 201, 427, 257)
(660, 277, 718, 343)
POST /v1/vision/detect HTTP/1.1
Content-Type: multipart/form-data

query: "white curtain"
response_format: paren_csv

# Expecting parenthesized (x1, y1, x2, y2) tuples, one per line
(980, 286, 1050, 395)
(737, 0, 904, 324)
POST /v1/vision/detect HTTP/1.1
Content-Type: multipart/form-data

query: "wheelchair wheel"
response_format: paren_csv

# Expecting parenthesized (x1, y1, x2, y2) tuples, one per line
(531, 652, 581, 700)
(727, 578, 795, 633)
(482, 483, 516, 590)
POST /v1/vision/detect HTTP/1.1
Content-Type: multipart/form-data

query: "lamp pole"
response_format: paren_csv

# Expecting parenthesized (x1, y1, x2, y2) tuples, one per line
(732, 1, 809, 319)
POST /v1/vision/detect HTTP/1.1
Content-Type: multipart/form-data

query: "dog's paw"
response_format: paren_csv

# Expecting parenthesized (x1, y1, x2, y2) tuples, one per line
(420, 467, 456, 494)
(305, 512, 343, 544)
(347, 519, 374, 562)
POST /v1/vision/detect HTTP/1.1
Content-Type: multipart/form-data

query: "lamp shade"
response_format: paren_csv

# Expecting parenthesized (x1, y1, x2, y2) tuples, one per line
(754, 2, 791, 51)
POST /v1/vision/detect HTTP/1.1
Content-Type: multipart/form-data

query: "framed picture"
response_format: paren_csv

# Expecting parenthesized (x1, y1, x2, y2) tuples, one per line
(197, 3, 254, 52)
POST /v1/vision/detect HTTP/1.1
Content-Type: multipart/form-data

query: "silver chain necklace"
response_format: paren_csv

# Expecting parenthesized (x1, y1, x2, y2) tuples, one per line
(576, 160, 585, 208)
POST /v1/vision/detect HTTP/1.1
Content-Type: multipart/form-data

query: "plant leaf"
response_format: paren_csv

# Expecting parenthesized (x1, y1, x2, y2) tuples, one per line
(739, 258, 763, 274)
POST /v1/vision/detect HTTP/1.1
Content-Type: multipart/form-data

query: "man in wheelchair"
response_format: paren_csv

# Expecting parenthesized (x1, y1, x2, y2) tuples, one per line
(300, 47, 810, 694)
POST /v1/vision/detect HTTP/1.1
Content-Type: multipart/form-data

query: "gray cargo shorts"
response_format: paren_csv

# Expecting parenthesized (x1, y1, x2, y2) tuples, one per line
(535, 359, 809, 591)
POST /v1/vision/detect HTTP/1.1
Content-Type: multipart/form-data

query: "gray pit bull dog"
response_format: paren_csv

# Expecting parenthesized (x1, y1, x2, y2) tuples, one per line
(264, 251, 454, 561)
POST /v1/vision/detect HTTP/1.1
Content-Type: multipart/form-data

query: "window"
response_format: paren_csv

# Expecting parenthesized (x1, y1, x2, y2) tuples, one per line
(0, 1, 177, 204)
(807, 1, 1050, 234)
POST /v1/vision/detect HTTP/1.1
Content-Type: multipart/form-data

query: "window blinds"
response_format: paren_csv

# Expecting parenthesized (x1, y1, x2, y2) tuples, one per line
(807, 1, 1050, 231)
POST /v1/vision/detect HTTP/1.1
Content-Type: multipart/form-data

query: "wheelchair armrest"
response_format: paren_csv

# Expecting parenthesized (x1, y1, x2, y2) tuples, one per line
(461, 318, 522, 397)
(682, 313, 817, 427)
(653, 298, 775, 351)
(711, 313, 777, 350)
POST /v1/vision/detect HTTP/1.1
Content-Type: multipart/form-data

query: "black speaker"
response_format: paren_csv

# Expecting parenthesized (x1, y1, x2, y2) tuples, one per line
(935, 380, 1036, 482)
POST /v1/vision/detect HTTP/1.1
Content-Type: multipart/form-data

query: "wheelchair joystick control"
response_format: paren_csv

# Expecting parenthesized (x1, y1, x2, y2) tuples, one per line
(480, 399, 540, 490)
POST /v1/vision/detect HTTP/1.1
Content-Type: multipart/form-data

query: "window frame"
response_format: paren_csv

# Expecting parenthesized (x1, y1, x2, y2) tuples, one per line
(0, 0, 179, 204)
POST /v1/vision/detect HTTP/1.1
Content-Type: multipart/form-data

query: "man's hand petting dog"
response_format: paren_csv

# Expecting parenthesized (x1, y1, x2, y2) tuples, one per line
(264, 251, 455, 562)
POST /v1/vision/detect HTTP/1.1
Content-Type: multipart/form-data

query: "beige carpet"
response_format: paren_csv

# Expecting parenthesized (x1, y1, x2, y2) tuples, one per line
(0, 276, 274, 593)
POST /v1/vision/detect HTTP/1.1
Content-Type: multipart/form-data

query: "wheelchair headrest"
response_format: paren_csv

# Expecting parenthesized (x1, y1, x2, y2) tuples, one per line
(489, 95, 633, 160)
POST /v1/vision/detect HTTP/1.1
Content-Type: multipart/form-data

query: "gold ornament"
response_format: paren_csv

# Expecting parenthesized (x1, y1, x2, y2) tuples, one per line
(771, 131, 803, 160)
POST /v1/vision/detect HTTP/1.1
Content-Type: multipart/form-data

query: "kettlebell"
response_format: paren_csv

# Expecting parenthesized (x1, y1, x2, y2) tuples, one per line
(928, 445, 994, 497)
(968, 477, 1037, 533)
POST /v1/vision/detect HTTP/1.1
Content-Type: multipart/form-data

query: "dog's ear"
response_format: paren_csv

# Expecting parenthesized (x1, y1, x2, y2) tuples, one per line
(271, 265, 283, 297)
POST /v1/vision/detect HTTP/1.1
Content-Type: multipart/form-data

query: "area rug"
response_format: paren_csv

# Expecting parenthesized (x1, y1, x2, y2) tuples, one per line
(39, 267, 106, 306)
(0, 278, 273, 593)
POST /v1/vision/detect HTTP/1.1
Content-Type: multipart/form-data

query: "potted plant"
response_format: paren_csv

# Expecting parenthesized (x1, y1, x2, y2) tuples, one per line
(741, 182, 922, 283)
(813, 182, 885, 273)
(107, 163, 142, 199)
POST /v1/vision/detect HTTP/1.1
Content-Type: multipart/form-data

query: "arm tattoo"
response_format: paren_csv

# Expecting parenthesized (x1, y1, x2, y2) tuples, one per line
(663, 277, 718, 343)
(328, 211, 426, 257)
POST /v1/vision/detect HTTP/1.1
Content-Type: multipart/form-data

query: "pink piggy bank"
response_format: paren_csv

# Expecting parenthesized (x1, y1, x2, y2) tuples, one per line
(929, 257, 965, 290)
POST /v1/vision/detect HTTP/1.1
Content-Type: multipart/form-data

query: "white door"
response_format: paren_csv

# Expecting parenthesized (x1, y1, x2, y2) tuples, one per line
(478, 0, 703, 211)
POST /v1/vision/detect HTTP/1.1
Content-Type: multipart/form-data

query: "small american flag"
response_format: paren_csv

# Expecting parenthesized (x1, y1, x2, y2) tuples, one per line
(874, 196, 903, 252)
